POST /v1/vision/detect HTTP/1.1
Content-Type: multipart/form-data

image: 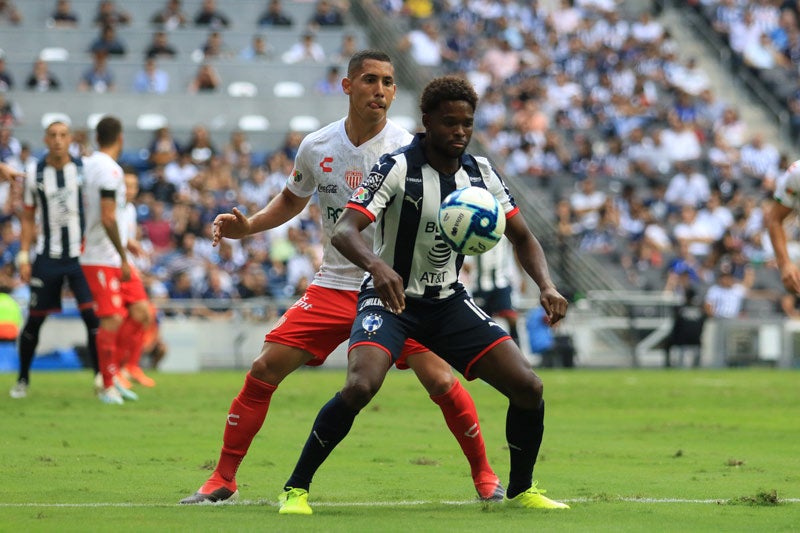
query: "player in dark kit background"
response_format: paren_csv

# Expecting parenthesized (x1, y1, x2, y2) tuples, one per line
(9, 121, 100, 399)
(278, 76, 570, 513)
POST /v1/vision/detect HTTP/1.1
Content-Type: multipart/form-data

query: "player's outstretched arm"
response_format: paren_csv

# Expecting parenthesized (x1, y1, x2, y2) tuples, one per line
(331, 208, 405, 314)
(766, 200, 800, 294)
(505, 212, 567, 325)
(212, 188, 309, 246)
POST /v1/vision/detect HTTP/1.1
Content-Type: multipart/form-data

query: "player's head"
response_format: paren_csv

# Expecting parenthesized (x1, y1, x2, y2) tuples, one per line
(43, 120, 72, 163)
(343, 49, 396, 124)
(95, 115, 123, 150)
(420, 76, 478, 159)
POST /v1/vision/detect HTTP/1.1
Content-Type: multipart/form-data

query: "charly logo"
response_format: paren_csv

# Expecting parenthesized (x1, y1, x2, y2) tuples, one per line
(361, 313, 383, 334)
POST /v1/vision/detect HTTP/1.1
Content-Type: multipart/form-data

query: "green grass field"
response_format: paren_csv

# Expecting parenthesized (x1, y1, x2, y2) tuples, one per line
(2, 368, 799, 532)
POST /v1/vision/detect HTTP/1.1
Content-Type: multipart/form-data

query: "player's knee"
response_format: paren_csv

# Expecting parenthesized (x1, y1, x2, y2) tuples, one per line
(341, 379, 379, 411)
(129, 302, 151, 326)
(509, 373, 543, 409)
(420, 372, 455, 396)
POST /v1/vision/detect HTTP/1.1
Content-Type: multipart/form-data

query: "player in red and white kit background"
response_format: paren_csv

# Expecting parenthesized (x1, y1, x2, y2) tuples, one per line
(80, 116, 150, 404)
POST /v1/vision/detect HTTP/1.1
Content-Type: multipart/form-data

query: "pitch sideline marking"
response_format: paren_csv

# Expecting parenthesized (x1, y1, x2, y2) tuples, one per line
(1, 497, 799, 508)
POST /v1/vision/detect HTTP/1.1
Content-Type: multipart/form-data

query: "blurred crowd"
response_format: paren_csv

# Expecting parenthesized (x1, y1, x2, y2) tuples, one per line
(0, 0, 797, 321)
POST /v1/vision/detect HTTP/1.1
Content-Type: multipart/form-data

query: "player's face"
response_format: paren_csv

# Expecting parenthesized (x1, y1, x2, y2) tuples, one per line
(43, 122, 72, 161)
(424, 100, 474, 160)
(344, 59, 396, 122)
(124, 173, 139, 202)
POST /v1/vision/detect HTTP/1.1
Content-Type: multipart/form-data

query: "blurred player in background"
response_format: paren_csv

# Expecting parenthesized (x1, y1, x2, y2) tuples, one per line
(80, 116, 149, 404)
(181, 50, 503, 505)
(767, 159, 800, 295)
(9, 120, 101, 400)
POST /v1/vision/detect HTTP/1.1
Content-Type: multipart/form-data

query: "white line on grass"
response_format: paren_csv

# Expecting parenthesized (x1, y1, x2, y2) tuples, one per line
(1, 497, 799, 508)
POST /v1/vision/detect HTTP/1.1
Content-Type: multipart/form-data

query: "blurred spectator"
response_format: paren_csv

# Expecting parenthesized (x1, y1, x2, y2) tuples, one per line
(133, 58, 169, 94)
(240, 34, 273, 61)
(142, 200, 175, 252)
(25, 59, 60, 92)
(663, 286, 706, 368)
(0, 127, 20, 161)
(146, 165, 179, 204)
(194, 0, 230, 29)
(281, 31, 326, 64)
(258, 0, 293, 26)
(222, 130, 252, 168)
(94, 0, 132, 27)
(145, 31, 178, 60)
(89, 25, 128, 56)
(570, 175, 606, 232)
(150, 0, 187, 30)
(329, 33, 358, 65)
(703, 264, 752, 319)
(0, 95, 19, 127)
(184, 124, 217, 166)
(398, 19, 449, 69)
(187, 63, 221, 93)
(49, 0, 79, 28)
(197, 266, 237, 319)
(0, 1, 22, 25)
(714, 107, 747, 149)
(664, 161, 711, 210)
(308, 0, 344, 27)
(0, 55, 13, 92)
(314, 65, 341, 96)
(68, 128, 92, 158)
(198, 31, 232, 60)
(739, 133, 780, 190)
(673, 204, 717, 259)
(5, 140, 34, 172)
(164, 150, 197, 197)
(78, 51, 115, 93)
(148, 126, 181, 167)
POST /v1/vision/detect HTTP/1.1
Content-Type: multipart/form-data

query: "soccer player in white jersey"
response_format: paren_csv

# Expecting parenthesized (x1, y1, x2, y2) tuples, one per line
(181, 50, 503, 505)
(279, 76, 570, 514)
(80, 116, 150, 404)
(9, 121, 101, 400)
(767, 159, 800, 295)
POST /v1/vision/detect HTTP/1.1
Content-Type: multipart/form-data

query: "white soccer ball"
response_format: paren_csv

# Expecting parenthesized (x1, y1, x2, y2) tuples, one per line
(438, 186, 506, 255)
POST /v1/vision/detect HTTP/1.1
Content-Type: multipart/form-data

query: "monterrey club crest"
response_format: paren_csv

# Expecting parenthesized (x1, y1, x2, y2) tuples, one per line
(361, 313, 383, 334)
(345, 169, 363, 189)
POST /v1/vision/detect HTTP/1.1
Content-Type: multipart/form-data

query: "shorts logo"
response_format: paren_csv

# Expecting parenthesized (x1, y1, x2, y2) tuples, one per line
(358, 297, 384, 311)
(345, 170, 363, 189)
(362, 313, 383, 333)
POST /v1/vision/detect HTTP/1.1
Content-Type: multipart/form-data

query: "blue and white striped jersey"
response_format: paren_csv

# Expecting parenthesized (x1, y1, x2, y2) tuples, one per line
(22, 157, 85, 259)
(346, 133, 519, 300)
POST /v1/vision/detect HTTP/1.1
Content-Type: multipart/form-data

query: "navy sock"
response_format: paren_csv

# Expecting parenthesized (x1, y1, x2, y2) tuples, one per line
(506, 400, 545, 499)
(17, 316, 45, 384)
(284, 392, 360, 491)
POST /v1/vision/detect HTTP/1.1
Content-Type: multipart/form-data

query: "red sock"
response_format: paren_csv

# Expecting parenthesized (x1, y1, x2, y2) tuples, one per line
(117, 316, 145, 369)
(96, 327, 119, 388)
(431, 380, 494, 480)
(216, 372, 277, 481)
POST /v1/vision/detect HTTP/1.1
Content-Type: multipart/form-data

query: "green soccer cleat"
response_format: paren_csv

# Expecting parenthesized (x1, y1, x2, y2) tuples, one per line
(278, 487, 312, 515)
(504, 482, 570, 509)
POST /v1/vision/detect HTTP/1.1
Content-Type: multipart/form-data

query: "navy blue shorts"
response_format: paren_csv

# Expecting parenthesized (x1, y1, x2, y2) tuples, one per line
(29, 256, 94, 315)
(472, 286, 515, 317)
(349, 288, 512, 380)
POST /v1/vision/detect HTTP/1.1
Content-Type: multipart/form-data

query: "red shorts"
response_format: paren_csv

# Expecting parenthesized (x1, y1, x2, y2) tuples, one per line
(82, 265, 148, 318)
(265, 284, 427, 368)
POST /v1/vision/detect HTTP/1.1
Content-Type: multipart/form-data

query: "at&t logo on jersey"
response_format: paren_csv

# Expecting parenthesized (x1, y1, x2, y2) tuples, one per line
(361, 313, 383, 335)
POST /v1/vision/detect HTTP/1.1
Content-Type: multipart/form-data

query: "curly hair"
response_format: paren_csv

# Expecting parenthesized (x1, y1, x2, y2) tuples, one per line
(419, 76, 478, 115)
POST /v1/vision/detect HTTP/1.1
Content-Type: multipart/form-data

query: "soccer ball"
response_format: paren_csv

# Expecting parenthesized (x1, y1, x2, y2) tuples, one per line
(438, 186, 506, 255)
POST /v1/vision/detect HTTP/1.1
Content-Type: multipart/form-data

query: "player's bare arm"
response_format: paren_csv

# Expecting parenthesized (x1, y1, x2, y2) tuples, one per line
(213, 188, 309, 246)
(17, 206, 35, 283)
(331, 207, 405, 313)
(0, 162, 24, 182)
(100, 194, 130, 281)
(766, 200, 800, 294)
(504, 212, 567, 324)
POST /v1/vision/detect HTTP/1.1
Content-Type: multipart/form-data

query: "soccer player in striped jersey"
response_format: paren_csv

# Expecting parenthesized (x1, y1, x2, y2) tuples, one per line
(80, 116, 150, 404)
(279, 76, 569, 513)
(9, 120, 100, 400)
(181, 50, 503, 505)
(767, 159, 800, 294)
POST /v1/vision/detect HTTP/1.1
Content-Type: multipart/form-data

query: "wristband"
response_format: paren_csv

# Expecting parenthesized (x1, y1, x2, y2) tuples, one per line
(15, 250, 29, 266)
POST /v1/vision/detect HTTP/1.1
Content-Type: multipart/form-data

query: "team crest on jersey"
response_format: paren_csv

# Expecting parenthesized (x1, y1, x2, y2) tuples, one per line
(362, 313, 383, 334)
(293, 170, 303, 182)
(362, 171, 385, 191)
(345, 170, 363, 189)
(351, 186, 371, 204)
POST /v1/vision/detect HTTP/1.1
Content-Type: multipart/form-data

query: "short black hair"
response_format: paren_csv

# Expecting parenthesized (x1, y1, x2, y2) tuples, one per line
(419, 76, 478, 115)
(347, 49, 391, 78)
(96, 115, 122, 147)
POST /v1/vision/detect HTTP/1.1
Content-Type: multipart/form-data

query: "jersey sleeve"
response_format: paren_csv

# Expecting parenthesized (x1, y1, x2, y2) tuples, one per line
(774, 161, 800, 210)
(480, 158, 519, 219)
(345, 153, 401, 221)
(97, 159, 123, 193)
(22, 166, 36, 208)
(285, 139, 317, 198)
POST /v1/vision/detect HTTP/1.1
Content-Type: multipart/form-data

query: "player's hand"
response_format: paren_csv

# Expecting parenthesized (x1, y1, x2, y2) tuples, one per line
(540, 286, 568, 326)
(213, 207, 251, 246)
(780, 263, 800, 295)
(120, 261, 131, 282)
(18, 263, 31, 283)
(370, 260, 406, 314)
(0, 163, 24, 182)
